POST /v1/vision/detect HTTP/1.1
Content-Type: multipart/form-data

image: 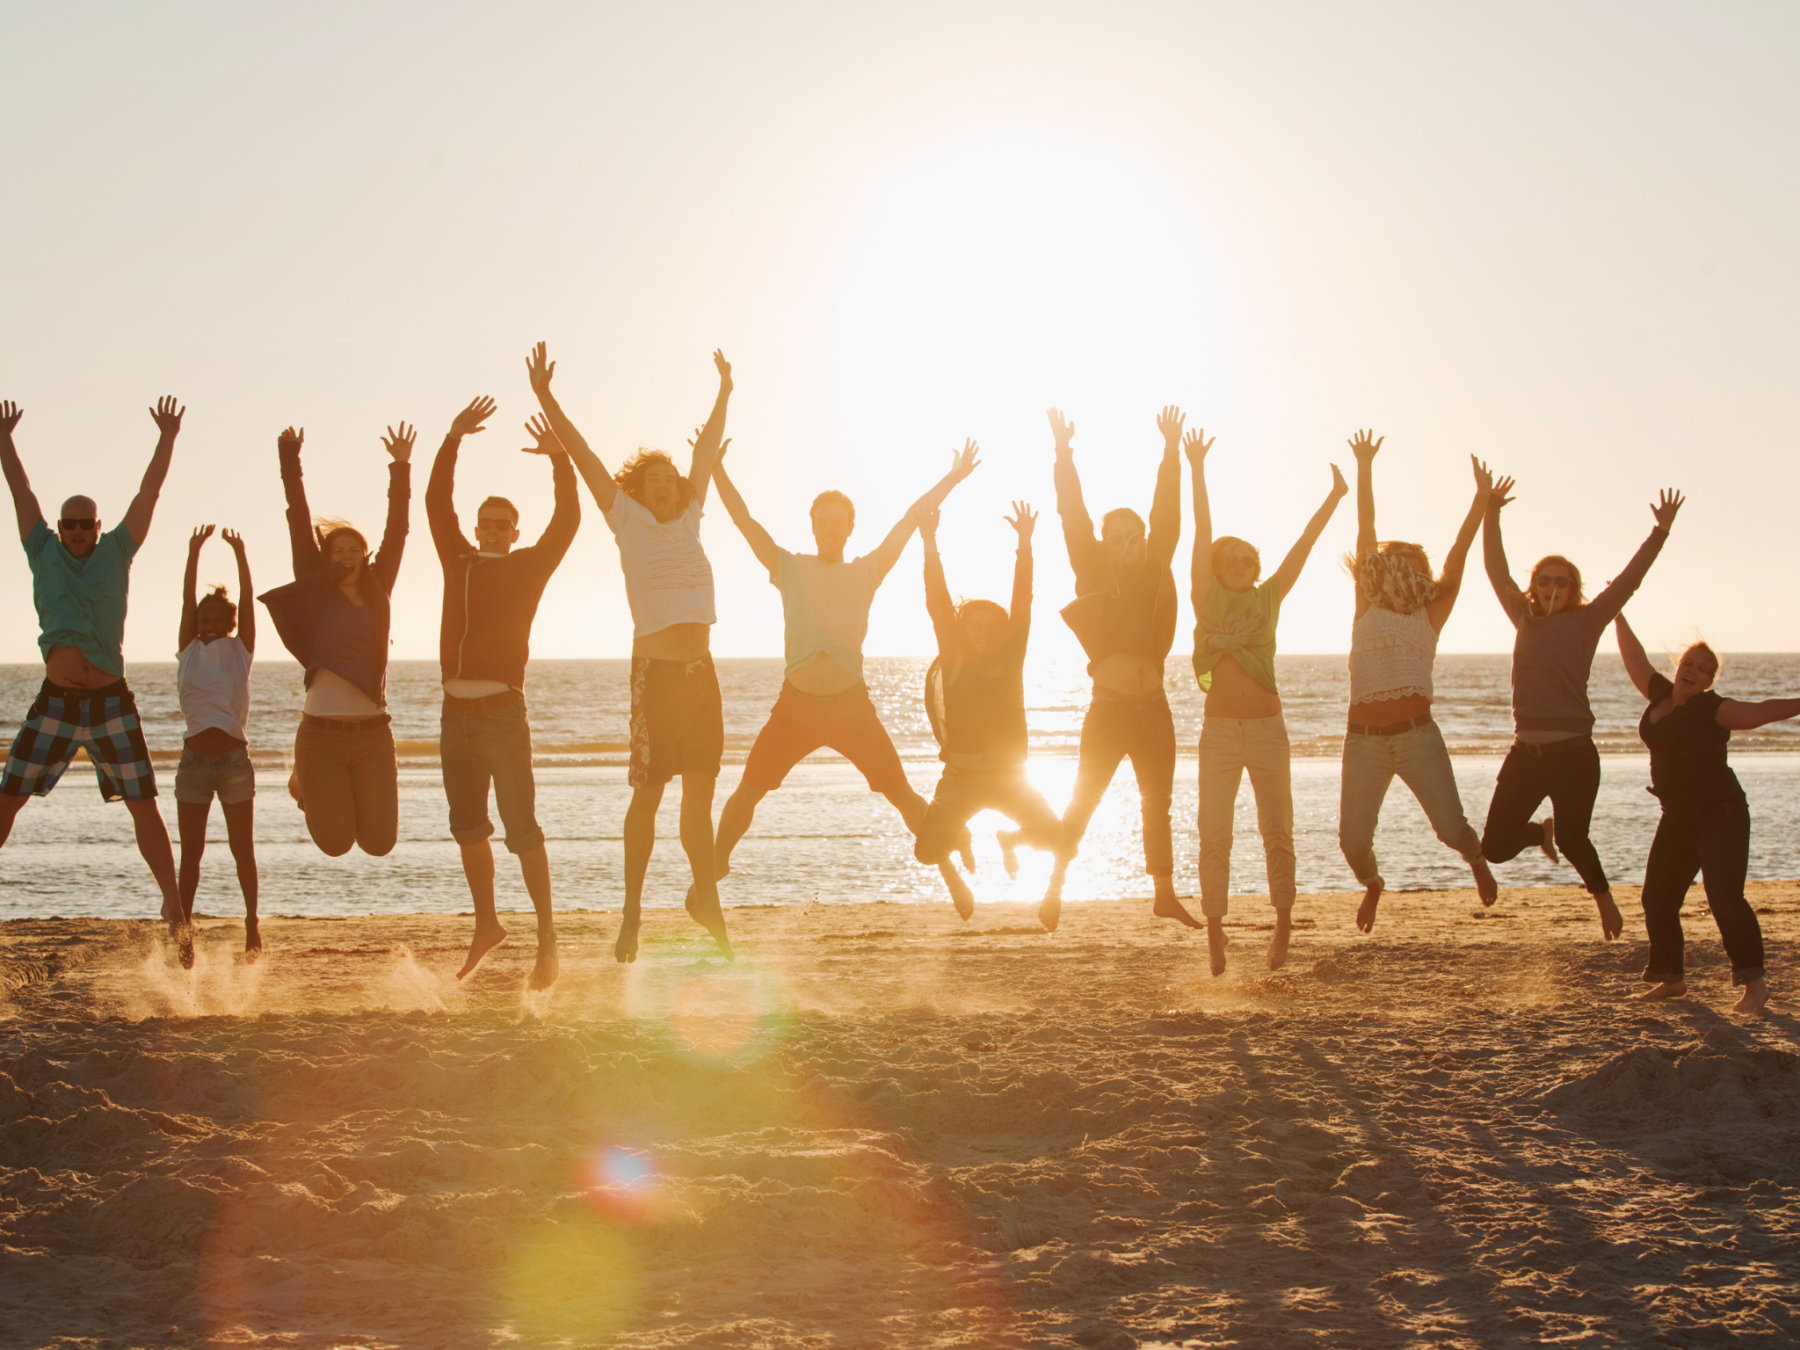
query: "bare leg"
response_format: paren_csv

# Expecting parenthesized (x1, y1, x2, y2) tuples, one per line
(1039, 859, 1067, 932)
(888, 785, 973, 873)
(1152, 874, 1200, 928)
(1206, 916, 1228, 976)
(220, 799, 259, 957)
(1733, 977, 1769, 1015)
(620, 783, 664, 964)
(1472, 857, 1498, 906)
(1539, 816, 1558, 863)
(1356, 875, 1384, 934)
(1595, 888, 1624, 941)
(175, 799, 210, 923)
(518, 843, 558, 990)
(1636, 980, 1688, 1001)
(126, 798, 187, 964)
(679, 773, 731, 960)
(0, 791, 28, 847)
(1267, 908, 1293, 971)
(998, 829, 1021, 878)
(456, 838, 508, 979)
(713, 782, 767, 880)
(940, 861, 975, 919)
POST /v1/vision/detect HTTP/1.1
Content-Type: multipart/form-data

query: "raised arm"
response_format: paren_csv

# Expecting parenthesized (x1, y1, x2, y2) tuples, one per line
(1006, 501, 1036, 648)
(1481, 471, 1530, 627)
(1049, 409, 1100, 585)
(526, 342, 616, 512)
(1612, 613, 1656, 699)
(1586, 490, 1682, 626)
(179, 524, 212, 649)
(224, 528, 254, 655)
(1351, 430, 1381, 565)
(708, 448, 782, 575)
(1424, 457, 1495, 633)
(1186, 427, 1216, 606)
(122, 396, 184, 545)
(519, 415, 581, 567)
(1146, 406, 1184, 563)
(869, 439, 980, 581)
(369, 422, 415, 594)
(426, 396, 494, 563)
(278, 426, 322, 578)
(0, 402, 43, 544)
(1271, 463, 1350, 599)
(684, 349, 733, 508)
(920, 508, 956, 652)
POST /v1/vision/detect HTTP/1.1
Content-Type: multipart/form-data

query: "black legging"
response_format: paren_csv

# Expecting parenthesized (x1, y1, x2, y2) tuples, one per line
(1641, 795, 1764, 986)
(1481, 738, 1608, 894)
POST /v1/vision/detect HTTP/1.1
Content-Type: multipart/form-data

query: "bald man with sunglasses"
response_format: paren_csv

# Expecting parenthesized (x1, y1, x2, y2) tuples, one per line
(0, 397, 188, 959)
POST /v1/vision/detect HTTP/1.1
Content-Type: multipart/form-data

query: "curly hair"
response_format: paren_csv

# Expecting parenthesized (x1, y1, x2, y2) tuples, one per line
(614, 450, 691, 513)
(196, 583, 237, 630)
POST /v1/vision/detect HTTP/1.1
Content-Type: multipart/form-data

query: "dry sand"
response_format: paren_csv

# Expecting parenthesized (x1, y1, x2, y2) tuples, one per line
(3, 883, 1798, 1349)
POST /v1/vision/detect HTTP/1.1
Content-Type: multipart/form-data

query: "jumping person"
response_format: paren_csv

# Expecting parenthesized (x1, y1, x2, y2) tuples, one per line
(526, 341, 733, 963)
(1338, 436, 1498, 931)
(174, 525, 260, 957)
(707, 438, 980, 905)
(1190, 431, 1347, 975)
(1040, 405, 1197, 934)
(0, 398, 188, 957)
(913, 501, 1066, 916)
(1480, 475, 1682, 939)
(259, 418, 413, 858)
(1614, 616, 1786, 1015)
(427, 397, 580, 989)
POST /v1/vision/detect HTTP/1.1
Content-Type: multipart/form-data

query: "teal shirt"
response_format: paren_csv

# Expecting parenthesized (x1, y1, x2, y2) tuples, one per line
(26, 519, 139, 677)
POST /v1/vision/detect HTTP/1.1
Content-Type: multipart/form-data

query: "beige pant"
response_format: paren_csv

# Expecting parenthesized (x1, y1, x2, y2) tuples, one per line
(1198, 713, 1295, 917)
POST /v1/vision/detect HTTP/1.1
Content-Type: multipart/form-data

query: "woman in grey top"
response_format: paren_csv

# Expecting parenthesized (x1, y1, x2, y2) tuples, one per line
(1479, 472, 1683, 939)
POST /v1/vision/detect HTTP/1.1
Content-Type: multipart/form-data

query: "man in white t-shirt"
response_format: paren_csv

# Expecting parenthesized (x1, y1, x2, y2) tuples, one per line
(707, 440, 982, 911)
(527, 342, 733, 963)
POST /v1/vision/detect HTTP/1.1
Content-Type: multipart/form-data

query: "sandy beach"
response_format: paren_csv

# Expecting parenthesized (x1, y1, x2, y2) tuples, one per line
(3, 884, 1798, 1349)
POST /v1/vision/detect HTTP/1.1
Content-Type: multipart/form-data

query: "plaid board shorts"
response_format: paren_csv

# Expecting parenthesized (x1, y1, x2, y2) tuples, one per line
(1, 679, 158, 803)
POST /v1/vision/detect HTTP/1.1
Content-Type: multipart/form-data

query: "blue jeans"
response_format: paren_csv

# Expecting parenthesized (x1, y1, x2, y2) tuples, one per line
(441, 695, 544, 855)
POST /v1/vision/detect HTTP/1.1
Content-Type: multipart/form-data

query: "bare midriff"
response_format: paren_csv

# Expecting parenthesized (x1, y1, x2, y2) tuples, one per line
(1348, 692, 1432, 727)
(1202, 655, 1282, 720)
(788, 653, 860, 697)
(1094, 653, 1165, 699)
(45, 646, 116, 690)
(634, 622, 711, 663)
(186, 728, 245, 755)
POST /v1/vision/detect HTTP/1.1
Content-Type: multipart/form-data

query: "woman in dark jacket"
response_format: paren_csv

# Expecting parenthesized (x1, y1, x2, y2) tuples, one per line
(259, 422, 412, 856)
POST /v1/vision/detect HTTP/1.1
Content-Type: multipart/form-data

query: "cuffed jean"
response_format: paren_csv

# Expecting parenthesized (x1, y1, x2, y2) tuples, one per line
(1338, 719, 1483, 886)
(1641, 796, 1765, 987)
(1198, 713, 1294, 918)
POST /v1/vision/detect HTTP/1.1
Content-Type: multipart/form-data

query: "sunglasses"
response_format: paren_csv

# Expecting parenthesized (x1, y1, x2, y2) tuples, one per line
(59, 517, 98, 531)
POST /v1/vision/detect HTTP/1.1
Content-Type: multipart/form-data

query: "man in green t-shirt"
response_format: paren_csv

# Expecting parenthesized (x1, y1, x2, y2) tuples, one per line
(0, 397, 189, 960)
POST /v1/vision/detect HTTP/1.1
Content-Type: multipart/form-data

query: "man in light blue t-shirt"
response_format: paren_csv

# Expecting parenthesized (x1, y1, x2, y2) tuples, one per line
(0, 397, 190, 960)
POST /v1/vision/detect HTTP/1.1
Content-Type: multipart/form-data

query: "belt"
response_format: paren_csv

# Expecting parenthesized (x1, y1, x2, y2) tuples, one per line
(1347, 713, 1433, 737)
(302, 712, 391, 731)
(444, 689, 523, 714)
(1515, 735, 1592, 758)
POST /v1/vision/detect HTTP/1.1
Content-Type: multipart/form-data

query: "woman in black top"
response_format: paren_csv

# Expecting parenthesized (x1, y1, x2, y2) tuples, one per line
(1615, 614, 1799, 1014)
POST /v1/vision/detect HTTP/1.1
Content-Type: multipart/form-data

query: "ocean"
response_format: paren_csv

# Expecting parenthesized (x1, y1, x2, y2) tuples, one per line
(5, 654, 1800, 921)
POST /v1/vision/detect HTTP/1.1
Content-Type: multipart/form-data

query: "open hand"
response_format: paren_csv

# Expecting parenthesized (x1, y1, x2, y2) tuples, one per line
(1006, 500, 1037, 543)
(189, 524, 214, 552)
(222, 527, 246, 554)
(1651, 488, 1685, 531)
(1489, 473, 1517, 511)
(1471, 455, 1495, 497)
(1048, 409, 1075, 454)
(150, 396, 185, 436)
(520, 414, 566, 457)
(1156, 405, 1185, 444)
(951, 438, 981, 480)
(713, 348, 732, 393)
(0, 401, 20, 435)
(278, 426, 304, 457)
(526, 342, 555, 397)
(381, 422, 417, 463)
(451, 396, 496, 438)
(1329, 464, 1349, 499)
(1348, 429, 1383, 462)
(1183, 428, 1214, 464)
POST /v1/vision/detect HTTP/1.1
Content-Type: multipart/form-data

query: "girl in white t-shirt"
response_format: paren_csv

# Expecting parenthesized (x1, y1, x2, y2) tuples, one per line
(174, 526, 260, 956)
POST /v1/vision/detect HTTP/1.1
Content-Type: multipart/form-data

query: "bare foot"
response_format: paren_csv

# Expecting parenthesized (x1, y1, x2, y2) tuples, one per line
(1206, 918, 1228, 976)
(956, 827, 976, 874)
(1472, 858, 1498, 907)
(1594, 890, 1624, 941)
(1152, 895, 1202, 929)
(529, 941, 560, 991)
(244, 916, 262, 962)
(457, 918, 508, 980)
(287, 772, 304, 811)
(1267, 910, 1293, 970)
(1038, 874, 1063, 933)
(1733, 978, 1769, 1015)
(1539, 816, 1558, 863)
(941, 863, 975, 920)
(1356, 876, 1384, 934)
(614, 911, 640, 964)
(998, 830, 1021, 879)
(1636, 980, 1688, 1001)
(685, 884, 734, 962)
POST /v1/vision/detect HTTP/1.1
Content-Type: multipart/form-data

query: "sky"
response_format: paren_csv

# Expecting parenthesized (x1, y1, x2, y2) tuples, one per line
(1, 1, 1796, 668)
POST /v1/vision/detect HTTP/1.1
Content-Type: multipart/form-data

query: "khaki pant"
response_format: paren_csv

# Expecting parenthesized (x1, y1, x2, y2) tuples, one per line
(1198, 713, 1295, 917)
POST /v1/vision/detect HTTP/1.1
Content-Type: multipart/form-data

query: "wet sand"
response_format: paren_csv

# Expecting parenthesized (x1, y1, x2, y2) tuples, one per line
(3, 883, 1798, 1348)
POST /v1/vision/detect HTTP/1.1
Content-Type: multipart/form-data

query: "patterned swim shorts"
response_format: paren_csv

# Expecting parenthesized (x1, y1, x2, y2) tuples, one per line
(1, 679, 158, 802)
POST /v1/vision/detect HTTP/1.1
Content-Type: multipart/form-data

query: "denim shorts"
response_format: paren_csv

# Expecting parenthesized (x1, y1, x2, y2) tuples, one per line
(441, 693, 544, 855)
(173, 742, 256, 805)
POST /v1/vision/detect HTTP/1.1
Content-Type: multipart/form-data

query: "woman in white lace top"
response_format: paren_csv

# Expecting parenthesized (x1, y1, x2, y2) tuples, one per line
(1339, 433, 1497, 931)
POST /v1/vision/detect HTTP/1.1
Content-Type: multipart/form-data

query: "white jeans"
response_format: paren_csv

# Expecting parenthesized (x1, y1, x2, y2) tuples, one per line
(1338, 719, 1483, 886)
(1198, 713, 1295, 918)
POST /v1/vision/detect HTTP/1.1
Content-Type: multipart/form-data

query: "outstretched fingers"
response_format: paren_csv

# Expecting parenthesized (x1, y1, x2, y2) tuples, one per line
(151, 396, 186, 432)
(189, 524, 215, 549)
(1652, 488, 1685, 530)
(1183, 427, 1214, 462)
(1348, 428, 1383, 459)
(526, 341, 555, 392)
(0, 400, 21, 433)
(1005, 500, 1038, 540)
(520, 414, 565, 455)
(1156, 404, 1185, 441)
(1047, 408, 1074, 449)
(955, 438, 981, 476)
